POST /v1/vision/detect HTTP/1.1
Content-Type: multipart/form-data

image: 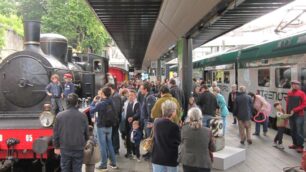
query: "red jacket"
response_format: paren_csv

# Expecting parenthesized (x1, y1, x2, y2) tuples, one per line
(286, 89, 306, 116)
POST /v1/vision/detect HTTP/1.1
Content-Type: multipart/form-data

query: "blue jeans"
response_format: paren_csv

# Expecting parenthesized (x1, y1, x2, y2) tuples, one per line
(289, 115, 304, 147)
(93, 123, 98, 142)
(255, 117, 269, 134)
(60, 149, 83, 172)
(51, 98, 64, 114)
(202, 115, 213, 128)
(222, 116, 227, 136)
(97, 127, 117, 167)
(152, 163, 178, 172)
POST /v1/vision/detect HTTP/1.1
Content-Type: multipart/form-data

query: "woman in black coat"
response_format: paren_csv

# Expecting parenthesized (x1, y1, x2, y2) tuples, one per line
(151, 100, 181, 172)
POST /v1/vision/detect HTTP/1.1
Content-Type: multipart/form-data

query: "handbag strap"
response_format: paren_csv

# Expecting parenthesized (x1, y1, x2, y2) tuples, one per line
(149, 123, 154, 138)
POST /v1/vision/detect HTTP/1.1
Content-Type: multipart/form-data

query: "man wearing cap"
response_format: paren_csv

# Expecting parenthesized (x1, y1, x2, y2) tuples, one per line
(63, 74, 75, 97)
(63, 73, 75, 110)
(286, 80, 306, 153)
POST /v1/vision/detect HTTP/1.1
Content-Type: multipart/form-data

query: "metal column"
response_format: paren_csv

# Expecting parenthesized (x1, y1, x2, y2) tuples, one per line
(156, 59, 162, 81)
(165, 64, 170, 79)
(181, 37, 193, 113)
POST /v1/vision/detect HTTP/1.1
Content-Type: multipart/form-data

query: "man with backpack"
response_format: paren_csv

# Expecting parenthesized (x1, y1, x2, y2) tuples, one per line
(106, 83, 123, 154)
(90, 87, 118, 171)
(122, 89, 141, 158)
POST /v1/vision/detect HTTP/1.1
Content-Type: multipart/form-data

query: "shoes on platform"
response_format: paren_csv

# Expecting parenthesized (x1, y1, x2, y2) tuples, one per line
(109, 164, 119, 169)
(125, 153, 132, 159)
(96, 166, 108, 171)
(296, 147, 303, 153)
(277, 144, 284, 150)
(288, 144, 298, 149)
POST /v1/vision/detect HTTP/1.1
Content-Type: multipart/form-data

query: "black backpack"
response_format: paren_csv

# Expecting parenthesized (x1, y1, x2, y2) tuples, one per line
(101, 101, 118, 127)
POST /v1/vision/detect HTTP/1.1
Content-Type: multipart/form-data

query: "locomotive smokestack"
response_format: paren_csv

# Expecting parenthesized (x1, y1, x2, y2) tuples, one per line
(23, 21, 41, 50)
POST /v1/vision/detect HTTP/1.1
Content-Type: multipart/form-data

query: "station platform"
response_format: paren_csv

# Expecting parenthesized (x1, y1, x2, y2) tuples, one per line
(85, 116, 301, 172)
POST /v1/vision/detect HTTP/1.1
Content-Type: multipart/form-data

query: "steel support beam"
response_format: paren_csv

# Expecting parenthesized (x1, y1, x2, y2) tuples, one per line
(181, 37, 193, 114)
(156, 59, 162, 81)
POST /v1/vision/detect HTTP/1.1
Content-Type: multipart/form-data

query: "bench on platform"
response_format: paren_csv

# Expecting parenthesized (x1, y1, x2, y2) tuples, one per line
(213, 146, 246, 170)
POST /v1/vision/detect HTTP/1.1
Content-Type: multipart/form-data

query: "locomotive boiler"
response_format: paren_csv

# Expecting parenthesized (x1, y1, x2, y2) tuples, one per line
(0, 21, 108, 171)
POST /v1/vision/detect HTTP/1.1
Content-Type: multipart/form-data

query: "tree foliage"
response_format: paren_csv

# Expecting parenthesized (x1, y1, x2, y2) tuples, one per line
(0, 0, 111, 54)
(0, 0, 23, 49)
(16, 0, 47, 21)
(0, 0, 17, 16)
(41, 0, 110, 54)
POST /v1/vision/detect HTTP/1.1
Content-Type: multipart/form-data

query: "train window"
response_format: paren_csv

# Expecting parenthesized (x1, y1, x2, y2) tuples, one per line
(224, 71, 230, 84)
(275, 68, 291, 89)
(300, 68, 306, 87)
(258, 69, 270, 87)
(212, 72, 216, 83)
(94, 60, 104, 72)
(204, 71, 212, 85)
(213, 71, 223, 83)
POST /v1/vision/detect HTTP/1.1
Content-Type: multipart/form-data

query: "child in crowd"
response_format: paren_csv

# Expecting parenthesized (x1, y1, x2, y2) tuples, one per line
(63, 73, 75, 109)
(63, 73, 75, 98)
(130, 120, 142, 162)
(46, 74, 64, 114)
(273, 101, 292, 149)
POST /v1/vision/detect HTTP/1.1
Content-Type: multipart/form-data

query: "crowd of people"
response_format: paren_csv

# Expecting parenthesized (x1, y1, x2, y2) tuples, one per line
(49, 73, 306, 172)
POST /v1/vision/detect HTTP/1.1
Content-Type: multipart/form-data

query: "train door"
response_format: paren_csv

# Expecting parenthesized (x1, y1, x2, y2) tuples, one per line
(203, 70, 212, 85)
(222, 70, 232, 102)
(238, 67, 254, 92)
(212, 70, 223, 84)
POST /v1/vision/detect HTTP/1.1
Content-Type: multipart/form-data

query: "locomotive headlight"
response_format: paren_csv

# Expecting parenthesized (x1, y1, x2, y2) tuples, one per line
(39, 111, 55, 128)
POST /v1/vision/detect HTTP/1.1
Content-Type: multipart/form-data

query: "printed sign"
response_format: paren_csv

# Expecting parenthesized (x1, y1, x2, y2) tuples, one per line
(25, 134, 33, 142)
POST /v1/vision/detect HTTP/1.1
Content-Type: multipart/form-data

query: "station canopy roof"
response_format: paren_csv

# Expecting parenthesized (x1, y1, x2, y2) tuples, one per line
(86, 0, 293, 69)
(86, 0, 162, 69)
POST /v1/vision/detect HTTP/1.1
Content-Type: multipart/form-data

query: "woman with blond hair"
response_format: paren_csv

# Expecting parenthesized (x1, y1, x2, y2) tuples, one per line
(179, 107, 216, 172)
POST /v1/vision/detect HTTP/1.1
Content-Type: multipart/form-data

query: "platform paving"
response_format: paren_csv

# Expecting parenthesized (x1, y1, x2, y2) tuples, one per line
(85, 115, 301, 172)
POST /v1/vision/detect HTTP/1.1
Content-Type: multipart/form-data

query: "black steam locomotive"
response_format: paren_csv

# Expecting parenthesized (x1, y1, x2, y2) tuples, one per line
(0, 21, 108, 171)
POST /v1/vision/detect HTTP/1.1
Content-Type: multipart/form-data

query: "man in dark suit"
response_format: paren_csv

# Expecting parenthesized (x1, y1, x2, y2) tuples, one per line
(106, 83, 122, 154)
(198, 85, 218, 127)
(228, 84, 238, 124)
